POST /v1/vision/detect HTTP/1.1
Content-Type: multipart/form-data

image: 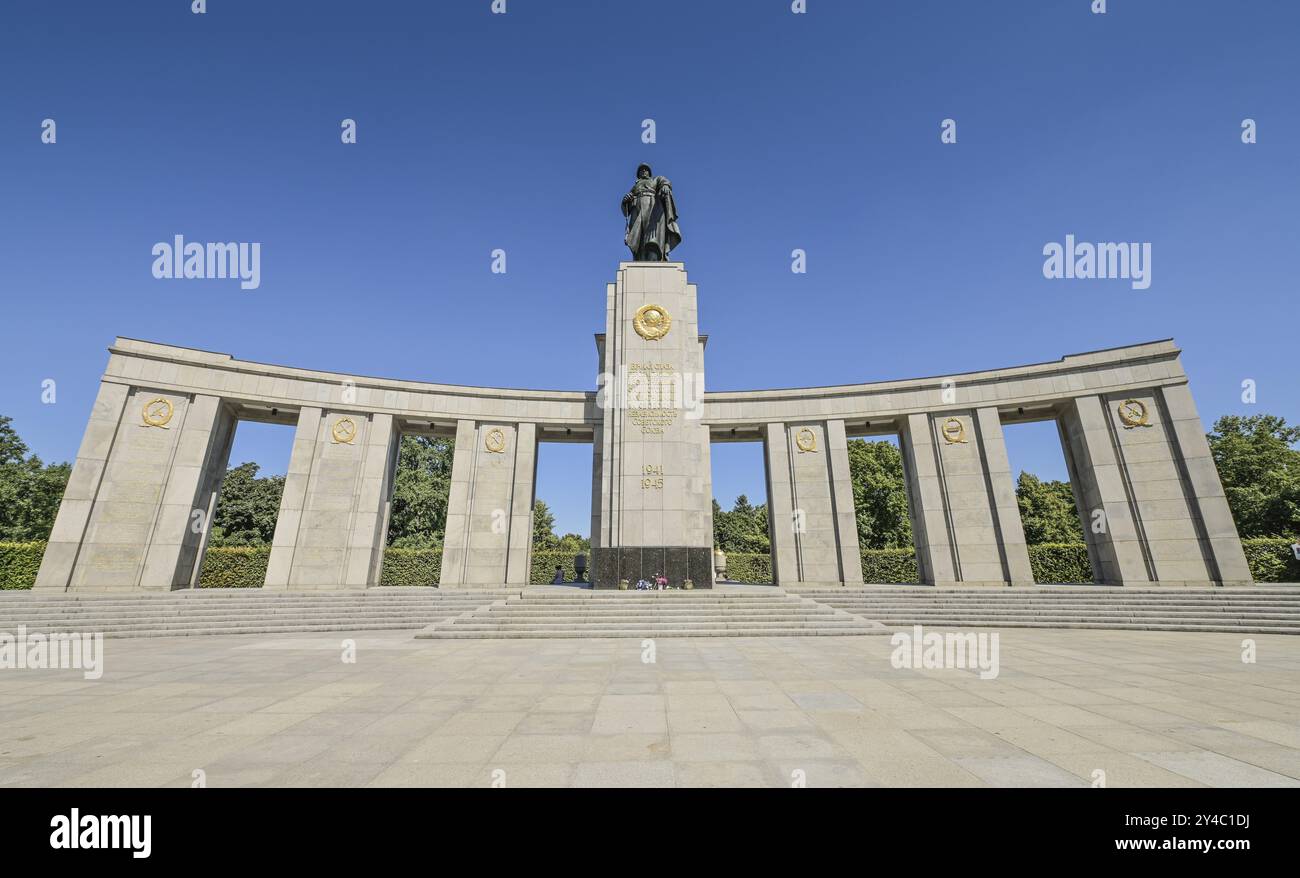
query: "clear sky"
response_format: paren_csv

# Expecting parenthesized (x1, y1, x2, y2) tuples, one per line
(1, 1, 1296, 537)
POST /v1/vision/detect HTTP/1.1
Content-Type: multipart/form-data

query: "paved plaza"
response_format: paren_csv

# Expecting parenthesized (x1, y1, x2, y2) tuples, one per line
(2, 629, 1299, 788)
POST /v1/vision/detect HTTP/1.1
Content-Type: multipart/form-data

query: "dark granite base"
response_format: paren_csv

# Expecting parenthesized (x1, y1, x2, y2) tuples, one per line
(591, 547, 714, 589)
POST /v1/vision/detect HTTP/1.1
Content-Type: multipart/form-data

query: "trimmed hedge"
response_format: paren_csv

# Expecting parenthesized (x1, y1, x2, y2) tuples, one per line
(721, 552, 771, 584)
(1028, 543, 1093, 583)
(379, 547, 442, 586)
(1243, 538, 1300, 583)
(861, 548, 920, 584)
(0, 541, 46, 589)
(4, 538, 1298, 589)
(198, 546, 270, 588)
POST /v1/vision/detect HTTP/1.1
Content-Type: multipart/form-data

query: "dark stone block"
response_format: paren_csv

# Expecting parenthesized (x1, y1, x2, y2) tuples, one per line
(665, 547, 689, 587)
(590, 546, 714, 588)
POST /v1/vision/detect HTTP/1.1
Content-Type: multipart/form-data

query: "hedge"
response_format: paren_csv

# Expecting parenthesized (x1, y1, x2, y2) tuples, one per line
(861, 548, 921, 584)
(198, 546, 270, 588)
(1028, 543, 1093, 583)
(379, 547, 442, 586)
(0, 541, 46, 589)
(1242, 538, 1300, 583)
(3, 538, 1298, 589)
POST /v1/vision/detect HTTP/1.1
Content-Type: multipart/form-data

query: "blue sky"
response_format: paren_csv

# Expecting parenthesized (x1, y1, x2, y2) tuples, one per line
(1, 1, 1296, 537)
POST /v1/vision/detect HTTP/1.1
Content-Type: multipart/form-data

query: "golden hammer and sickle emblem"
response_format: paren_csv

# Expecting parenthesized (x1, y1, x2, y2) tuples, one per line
(633, 303, 671, 341)
(794, 427, 818, 453)
(331, 417, 357, 444)
(484, 427, 507, 454)
(941, 417, 967, 444)
(142, 397, 173, 428)
(1117, 399, 1150, 429)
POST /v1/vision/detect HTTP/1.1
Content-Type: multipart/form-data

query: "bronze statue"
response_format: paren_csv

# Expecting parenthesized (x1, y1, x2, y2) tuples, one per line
(622, 163, 681, 261)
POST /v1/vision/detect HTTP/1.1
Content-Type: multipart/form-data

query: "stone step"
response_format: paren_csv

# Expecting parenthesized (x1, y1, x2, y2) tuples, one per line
(863, 619, 1300, 634)
(419, 625, 882, 639)
(0, 600, 496, 619)
(812, 602, 1300, 615)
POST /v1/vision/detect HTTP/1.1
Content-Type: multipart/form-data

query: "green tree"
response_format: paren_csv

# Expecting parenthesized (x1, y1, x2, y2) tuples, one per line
(847, 439, 913, 549)
(0, 415, 71, 542)
(532, 499, 558, 550)
(1015, 472, 1082, 544)
(555, 532, 591, 553)
(713, 494, 770, 554)
(1208, 414, 1300, 538)
(208, 462, 284, 546)
(387, 436, 454, 547)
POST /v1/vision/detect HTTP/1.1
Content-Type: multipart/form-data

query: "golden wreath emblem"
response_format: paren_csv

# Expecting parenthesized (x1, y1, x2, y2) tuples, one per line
(795, 427, 818, 453)
(1117, 399, 1150, 429)
(484, 427, 507, 454)
(141, 397, 174, 429)
(633, 304, 671, 341)
(941, 417, 967, 444)
(331, 417, 358, 444)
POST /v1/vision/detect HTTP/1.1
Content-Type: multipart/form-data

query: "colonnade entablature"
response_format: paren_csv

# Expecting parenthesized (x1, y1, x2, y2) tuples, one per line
(35, 334, 1251, 593)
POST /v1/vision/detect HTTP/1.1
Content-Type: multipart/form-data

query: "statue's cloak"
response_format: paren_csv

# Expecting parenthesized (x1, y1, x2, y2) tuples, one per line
(623, 176, 681, 260)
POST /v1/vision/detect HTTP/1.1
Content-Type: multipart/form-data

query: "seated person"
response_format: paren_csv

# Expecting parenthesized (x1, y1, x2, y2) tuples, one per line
(551, 566, 566, 584)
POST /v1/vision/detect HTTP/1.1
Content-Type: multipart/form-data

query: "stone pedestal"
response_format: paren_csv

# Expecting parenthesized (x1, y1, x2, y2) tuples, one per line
(591, 263, 714, 588)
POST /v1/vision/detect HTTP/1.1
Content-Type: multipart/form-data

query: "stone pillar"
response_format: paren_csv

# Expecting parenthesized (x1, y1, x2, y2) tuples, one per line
(1061, 390, 1249, 586)
(590, 263, 715, 588)
(265, 407, 320, 589)
(899, 413, 957, 585)
(898, 410, 1030, 586)
(139, 394, 236, 590)
(341, 413, 397, 588)
(1058, 395, 1151, 585)
(764, 422, 798, 586)
(764, 421, 862, 588)
(35, 386, 234, 592)
(973, 408, 1034, 585)
(1159, 384, 1252, 584)
(35, 381, 130, 591)
(439, 420, 537, 587)
(264, 408, 396, 590)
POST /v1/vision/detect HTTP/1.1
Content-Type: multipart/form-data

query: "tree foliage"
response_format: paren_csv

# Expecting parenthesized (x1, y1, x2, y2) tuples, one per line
(387, 436, 454, 547)
(713, 494, 770, 553)
(208, 462, 284, 546)
(1208, 414, 1300, 538)
(1015, 472, 1083, 544)
(847, 439, 913, 549)
(0, 416, 71, 542)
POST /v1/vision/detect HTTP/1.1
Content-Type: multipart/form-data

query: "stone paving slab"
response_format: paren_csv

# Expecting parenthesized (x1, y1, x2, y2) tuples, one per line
(1, 628, 1298, 788)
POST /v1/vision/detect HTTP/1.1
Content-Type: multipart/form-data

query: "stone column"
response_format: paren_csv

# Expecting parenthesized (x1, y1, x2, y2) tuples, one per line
(1158, 384, 1252, 584)
(973, 408, 1034, 585)
(1062, 389, 1249, 586)
(265, 407, 321, 589)
(763, 422, 798, 586)
(341, 413, 397, 588)
(764, 421, 862, 588)
(897, 410, 1029, 586)
(505, 422, 538, 586)
(439, 421, 538, 587)
(264, 408, 395, 590)
(590, 263, 715, 588)
(1058, 395, 1151, 585)
(899, 413, 958, 585)
(35, 381, 130, 591)
(36, 387, 233, 592)
(138, 394, 237, 590)
(826, 420, 865, 586)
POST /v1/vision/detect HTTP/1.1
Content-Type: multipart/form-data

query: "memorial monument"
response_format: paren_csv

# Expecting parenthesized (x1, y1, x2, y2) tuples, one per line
(32, 165, 1252, 593)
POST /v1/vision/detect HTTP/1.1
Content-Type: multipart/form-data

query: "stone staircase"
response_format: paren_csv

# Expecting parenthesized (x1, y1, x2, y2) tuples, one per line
(416, 586, 888, 639)
(795, 585, 1300, 634)
(0, 588, 512, 638)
